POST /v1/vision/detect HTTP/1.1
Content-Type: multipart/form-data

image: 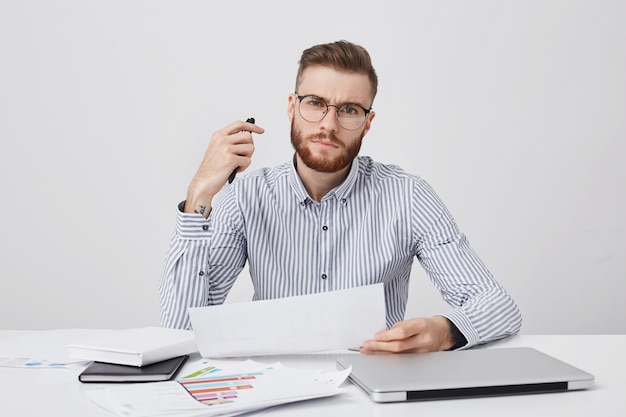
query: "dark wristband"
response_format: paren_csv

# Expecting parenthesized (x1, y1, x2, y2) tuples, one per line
(446, 319, 468, 350)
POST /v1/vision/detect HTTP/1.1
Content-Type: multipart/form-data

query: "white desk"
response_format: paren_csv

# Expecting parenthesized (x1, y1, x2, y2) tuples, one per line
(1, 331, 624, 417)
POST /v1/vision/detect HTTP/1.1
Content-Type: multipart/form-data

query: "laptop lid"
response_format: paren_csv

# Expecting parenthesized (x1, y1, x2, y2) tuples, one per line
(336, 347, 594, 402)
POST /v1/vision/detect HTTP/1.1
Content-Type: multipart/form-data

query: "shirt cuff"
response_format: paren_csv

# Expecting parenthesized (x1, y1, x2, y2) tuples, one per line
(441, 309, 480, 349)
(175, 200, 211, 239)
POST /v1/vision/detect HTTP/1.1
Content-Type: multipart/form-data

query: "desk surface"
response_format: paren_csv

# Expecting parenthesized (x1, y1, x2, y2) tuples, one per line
(1, 331, 624, 417)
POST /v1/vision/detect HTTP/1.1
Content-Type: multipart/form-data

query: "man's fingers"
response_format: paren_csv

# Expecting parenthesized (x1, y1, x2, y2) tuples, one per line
(362, 339, 409, 353)
(219, 119, 262, 133)
(374, 319, 425, 341)
(222, 120, 265, 136)
(374, 327, 406, 342)
(360, 338, 429, 354)
(361, 318, 443, 354)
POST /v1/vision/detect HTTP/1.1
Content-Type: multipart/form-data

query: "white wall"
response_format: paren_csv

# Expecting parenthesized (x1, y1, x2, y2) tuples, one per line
(1, 0, 624, 334)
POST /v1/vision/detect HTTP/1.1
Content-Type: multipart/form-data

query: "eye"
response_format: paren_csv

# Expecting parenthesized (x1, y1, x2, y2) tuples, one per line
(340, 104, 364, 116)
(304, 96, 325, 108)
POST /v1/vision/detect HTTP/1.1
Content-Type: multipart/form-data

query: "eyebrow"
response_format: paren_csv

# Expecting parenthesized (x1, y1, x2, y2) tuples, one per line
(301, 93, 370, 110)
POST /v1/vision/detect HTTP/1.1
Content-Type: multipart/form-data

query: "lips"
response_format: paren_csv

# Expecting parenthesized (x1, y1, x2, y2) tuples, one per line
(312, 140, 339, 149)
(310, 133, 341, 149)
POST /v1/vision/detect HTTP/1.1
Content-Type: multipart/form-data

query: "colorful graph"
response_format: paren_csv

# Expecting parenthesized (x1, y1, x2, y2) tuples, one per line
(179, 371, 264, 406)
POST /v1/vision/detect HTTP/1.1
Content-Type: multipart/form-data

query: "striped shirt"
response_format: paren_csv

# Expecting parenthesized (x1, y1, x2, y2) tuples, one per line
(159, 156, 521, 348)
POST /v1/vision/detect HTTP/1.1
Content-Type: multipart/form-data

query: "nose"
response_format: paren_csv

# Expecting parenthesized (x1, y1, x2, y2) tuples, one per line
(319, 105, 341, 132)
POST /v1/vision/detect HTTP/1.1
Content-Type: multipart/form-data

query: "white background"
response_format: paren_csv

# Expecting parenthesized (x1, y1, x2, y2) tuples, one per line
(1, 0, 624, 333)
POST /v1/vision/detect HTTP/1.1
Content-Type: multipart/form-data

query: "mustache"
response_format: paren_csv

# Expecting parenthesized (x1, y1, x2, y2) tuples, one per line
(308, 132, 341, 145)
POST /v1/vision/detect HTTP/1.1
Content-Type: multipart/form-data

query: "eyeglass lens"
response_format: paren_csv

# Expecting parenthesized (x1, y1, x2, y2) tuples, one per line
(298, 95, 367, 130)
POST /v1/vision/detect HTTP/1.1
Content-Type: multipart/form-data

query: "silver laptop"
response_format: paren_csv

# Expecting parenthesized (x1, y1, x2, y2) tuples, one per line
(336, 347, 594, 402)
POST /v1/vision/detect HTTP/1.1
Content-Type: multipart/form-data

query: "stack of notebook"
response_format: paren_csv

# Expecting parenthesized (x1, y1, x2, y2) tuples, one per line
(68, 327, 197, 383)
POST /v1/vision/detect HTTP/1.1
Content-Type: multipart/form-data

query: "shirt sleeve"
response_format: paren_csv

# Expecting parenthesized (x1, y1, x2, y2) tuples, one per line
(158, 197, 247, 330)
(412, 180, 522, 348)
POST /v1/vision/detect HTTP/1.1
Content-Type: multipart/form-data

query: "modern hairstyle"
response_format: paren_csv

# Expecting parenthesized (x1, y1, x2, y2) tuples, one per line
(295, 40, 378, 103)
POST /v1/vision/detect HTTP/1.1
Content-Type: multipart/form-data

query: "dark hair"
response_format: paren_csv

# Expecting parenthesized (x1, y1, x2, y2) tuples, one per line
(295, 40, 378, 103)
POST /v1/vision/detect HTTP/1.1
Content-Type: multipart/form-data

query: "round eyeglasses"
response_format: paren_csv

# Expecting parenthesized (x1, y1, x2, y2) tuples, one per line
(295, 93, 371, 130)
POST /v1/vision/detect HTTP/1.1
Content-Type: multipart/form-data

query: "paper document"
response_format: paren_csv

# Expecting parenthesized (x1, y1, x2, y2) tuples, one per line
(0, 329, 107, 368)
(86, 358, 351, 417)
(189, 283, 386, 357)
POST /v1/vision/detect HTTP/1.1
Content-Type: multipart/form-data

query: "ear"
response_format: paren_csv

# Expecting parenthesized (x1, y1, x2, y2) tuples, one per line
(362, 110, 376, 137)
(287, 93, 296, 122)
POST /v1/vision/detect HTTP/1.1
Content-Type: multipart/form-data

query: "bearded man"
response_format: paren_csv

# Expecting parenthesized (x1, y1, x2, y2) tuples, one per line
(159, 40, 521, 353)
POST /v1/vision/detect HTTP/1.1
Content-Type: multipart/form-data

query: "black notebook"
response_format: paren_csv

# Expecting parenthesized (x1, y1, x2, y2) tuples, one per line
(78, 354, 189, 383)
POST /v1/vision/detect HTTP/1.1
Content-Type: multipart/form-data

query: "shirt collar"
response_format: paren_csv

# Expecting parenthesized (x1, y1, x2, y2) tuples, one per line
(288, 154, 360, 205)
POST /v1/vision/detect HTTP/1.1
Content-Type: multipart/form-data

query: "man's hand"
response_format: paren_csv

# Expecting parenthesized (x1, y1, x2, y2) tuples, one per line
(360, 316, 455, 354)
(185, 120, 264, 217)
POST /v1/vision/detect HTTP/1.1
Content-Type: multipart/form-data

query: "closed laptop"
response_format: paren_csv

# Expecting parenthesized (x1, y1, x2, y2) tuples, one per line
(336, 347, 594, 402)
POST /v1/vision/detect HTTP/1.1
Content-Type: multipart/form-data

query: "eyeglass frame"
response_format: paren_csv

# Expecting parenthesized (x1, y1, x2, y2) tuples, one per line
(294, 92, 372, 130)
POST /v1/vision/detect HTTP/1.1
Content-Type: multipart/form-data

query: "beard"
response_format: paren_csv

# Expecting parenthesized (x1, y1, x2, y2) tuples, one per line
(290, 121, 364, 173)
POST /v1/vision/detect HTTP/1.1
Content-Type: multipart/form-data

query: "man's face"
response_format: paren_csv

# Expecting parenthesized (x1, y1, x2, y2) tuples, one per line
(288, 66, 375, 173)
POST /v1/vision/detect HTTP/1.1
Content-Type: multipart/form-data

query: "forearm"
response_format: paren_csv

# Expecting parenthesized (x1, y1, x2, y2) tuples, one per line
(183, 119, 263, 219)
(159, 199, 248, 329)
(159, 211, 213, 329)
(442, 287, 521, 348)
(184, 182, 216, 218)
(441, 316, 468, 350)
(416, 209, 521, 347)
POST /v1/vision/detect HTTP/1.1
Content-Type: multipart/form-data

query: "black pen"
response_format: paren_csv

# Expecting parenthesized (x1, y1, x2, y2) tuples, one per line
(228, 117, 255, 184)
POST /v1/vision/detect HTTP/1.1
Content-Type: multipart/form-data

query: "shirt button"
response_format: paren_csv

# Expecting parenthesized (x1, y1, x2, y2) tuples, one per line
(322, 225, 328, 231)
(202, 225, 208, 231)
(198, 271, 205, 276)
(321, 274, 328, 279)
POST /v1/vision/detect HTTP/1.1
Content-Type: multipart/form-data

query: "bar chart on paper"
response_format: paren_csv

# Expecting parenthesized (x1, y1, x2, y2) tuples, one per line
(179, 370, 264, 406)
(85, 358, 351, 416)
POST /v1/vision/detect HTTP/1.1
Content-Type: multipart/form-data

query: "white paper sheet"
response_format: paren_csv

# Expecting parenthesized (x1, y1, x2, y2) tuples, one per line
(189, 283, 386, 358)
(86, 358, 351, 417)
(0, 329, 107, 367)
